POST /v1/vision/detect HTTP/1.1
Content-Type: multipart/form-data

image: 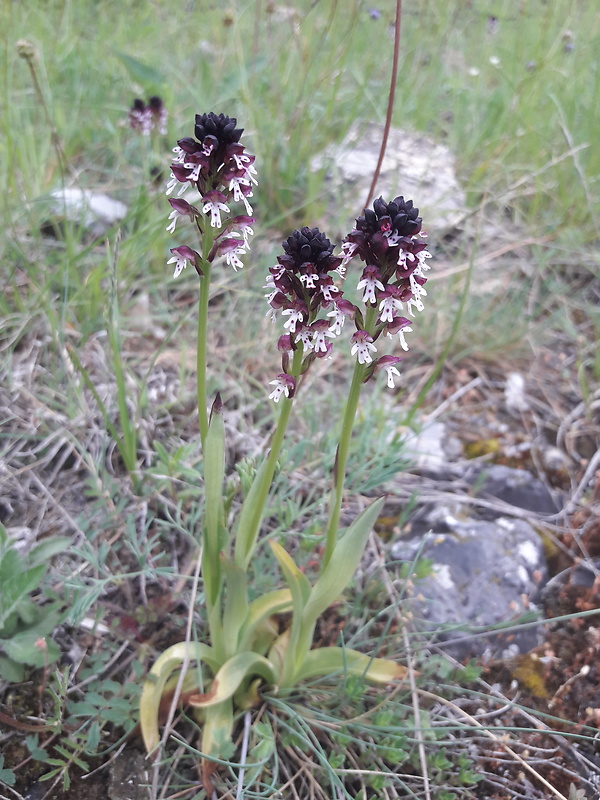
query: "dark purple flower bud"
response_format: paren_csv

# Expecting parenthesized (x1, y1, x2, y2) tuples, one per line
(336, 298, 358, 319)
(277, 333, 294, 372)
(208, 236, 244, 263)
(268, 291, 289, 310)
(385, 316, 411, 335)
(170, 163, 193, 183)
(177, 137, 202, 155)
(168, 197, 200, 218)
(166, 198, 201, 234)
(148, 95, 163, 113)
(282, 227, 337, 271)
(230, 214, 255, 228)
(194, 112, 244, 146)
(128, 98, 146, 132)
(278, 334, 293, 352)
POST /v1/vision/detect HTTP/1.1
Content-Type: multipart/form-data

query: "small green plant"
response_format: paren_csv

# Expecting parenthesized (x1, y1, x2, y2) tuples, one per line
(0, 754, 16, 790)
(0, 524, 69, 682)
(139, 112, 432, 791)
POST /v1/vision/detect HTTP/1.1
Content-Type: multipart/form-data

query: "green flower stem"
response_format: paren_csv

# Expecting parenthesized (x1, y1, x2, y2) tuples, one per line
(196, 260, 212, 447)
(322, 307, 378, 569)
(234, 346, 303, 569)
(196, 223, 216, 447)
(322, 360, 365, 569)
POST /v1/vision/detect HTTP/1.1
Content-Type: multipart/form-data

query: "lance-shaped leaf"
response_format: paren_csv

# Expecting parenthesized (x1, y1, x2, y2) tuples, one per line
(238, 589, 292, 653)
(278, 497, 385, 686)
(140, 642, 219, 754)
(269, 541, 312, 685)
(234, 455, 273, 571)
(294, 646, 407, 684)
(200, 699, 235, 793)
(302, 497, 385, 629)
(188, 651, 278, 710)
(203, 396, 226, 607)
(221, 555, 249, 657)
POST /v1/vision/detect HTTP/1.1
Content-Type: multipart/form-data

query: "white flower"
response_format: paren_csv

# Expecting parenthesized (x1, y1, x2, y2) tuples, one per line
(268, 376, 293, 402)
(231, 224, 254, 248)
(295, 330, 314, 352)
(356, 272, 384, 304)
(166, 208, 181, 234)
(167, 253, 188, 278)
(165, 172, 178, 196)
(202, 195, 230, 228)
(351, 333, 377, 365)
(313, 328, 335, 353)
(183, 161, 203, 183)
(416, 248, 432, 271)
(398, 326, 413, 351)
(167, 247, 197, 279)
(383, 363, 401, 388)
(225, 244, 246, 271)
(229, 176, 254, 215)
(327, 306, 346, 336)
(340, 240, 358, 267)
(281, 308, 304, 333)
(379, 296, 403, 323)
(407, 296, 424, 316)
(299, 272, 317, 288)
(320, 282, 338, 303)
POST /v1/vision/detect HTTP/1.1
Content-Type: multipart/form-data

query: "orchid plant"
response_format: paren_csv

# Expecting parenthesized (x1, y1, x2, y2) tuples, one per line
(139, 112, 432, 791)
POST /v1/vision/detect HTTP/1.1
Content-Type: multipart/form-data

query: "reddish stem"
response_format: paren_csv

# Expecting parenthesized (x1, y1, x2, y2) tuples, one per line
(363, 0, 402, 211)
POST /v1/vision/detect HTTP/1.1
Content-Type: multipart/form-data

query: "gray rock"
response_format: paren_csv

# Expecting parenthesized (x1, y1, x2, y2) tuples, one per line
(472, 464, 561, 515)
(311, 123, 467, 235)
(391, 511, 548, 660)
(401, 421, 462, 472)
(46, 187, 127, 237)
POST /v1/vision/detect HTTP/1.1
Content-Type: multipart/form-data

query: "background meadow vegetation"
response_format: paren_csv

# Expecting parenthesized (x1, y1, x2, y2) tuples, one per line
(1, 0, 599, 798)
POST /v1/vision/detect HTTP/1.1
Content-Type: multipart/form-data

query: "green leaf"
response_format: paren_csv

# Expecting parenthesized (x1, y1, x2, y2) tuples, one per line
(201, 699, 235, 761)
(221, 556, 249, 657)
(0, 754, 16, 787)
(294, 646, 407, 684)
(0, 632, 60, 667)
(86, 722, 101, 752)
(28, 537, 73, 568)
(239, 589, 292, 653)
(113, 50, 165, 88)
(139, 642, 218, 754)
(0, 548, 24, 586)
(275, 497, 385, 688)
(188, 652, 277, 710)
(303, 497, 385, 627)
(0, 564, 46, 630)
(0, 655, 24, 682)
(269, 541, 312, 684)
(25, 735, 49, 762)
(203, 399, 226, 607)
(234, 456, 273, 570)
